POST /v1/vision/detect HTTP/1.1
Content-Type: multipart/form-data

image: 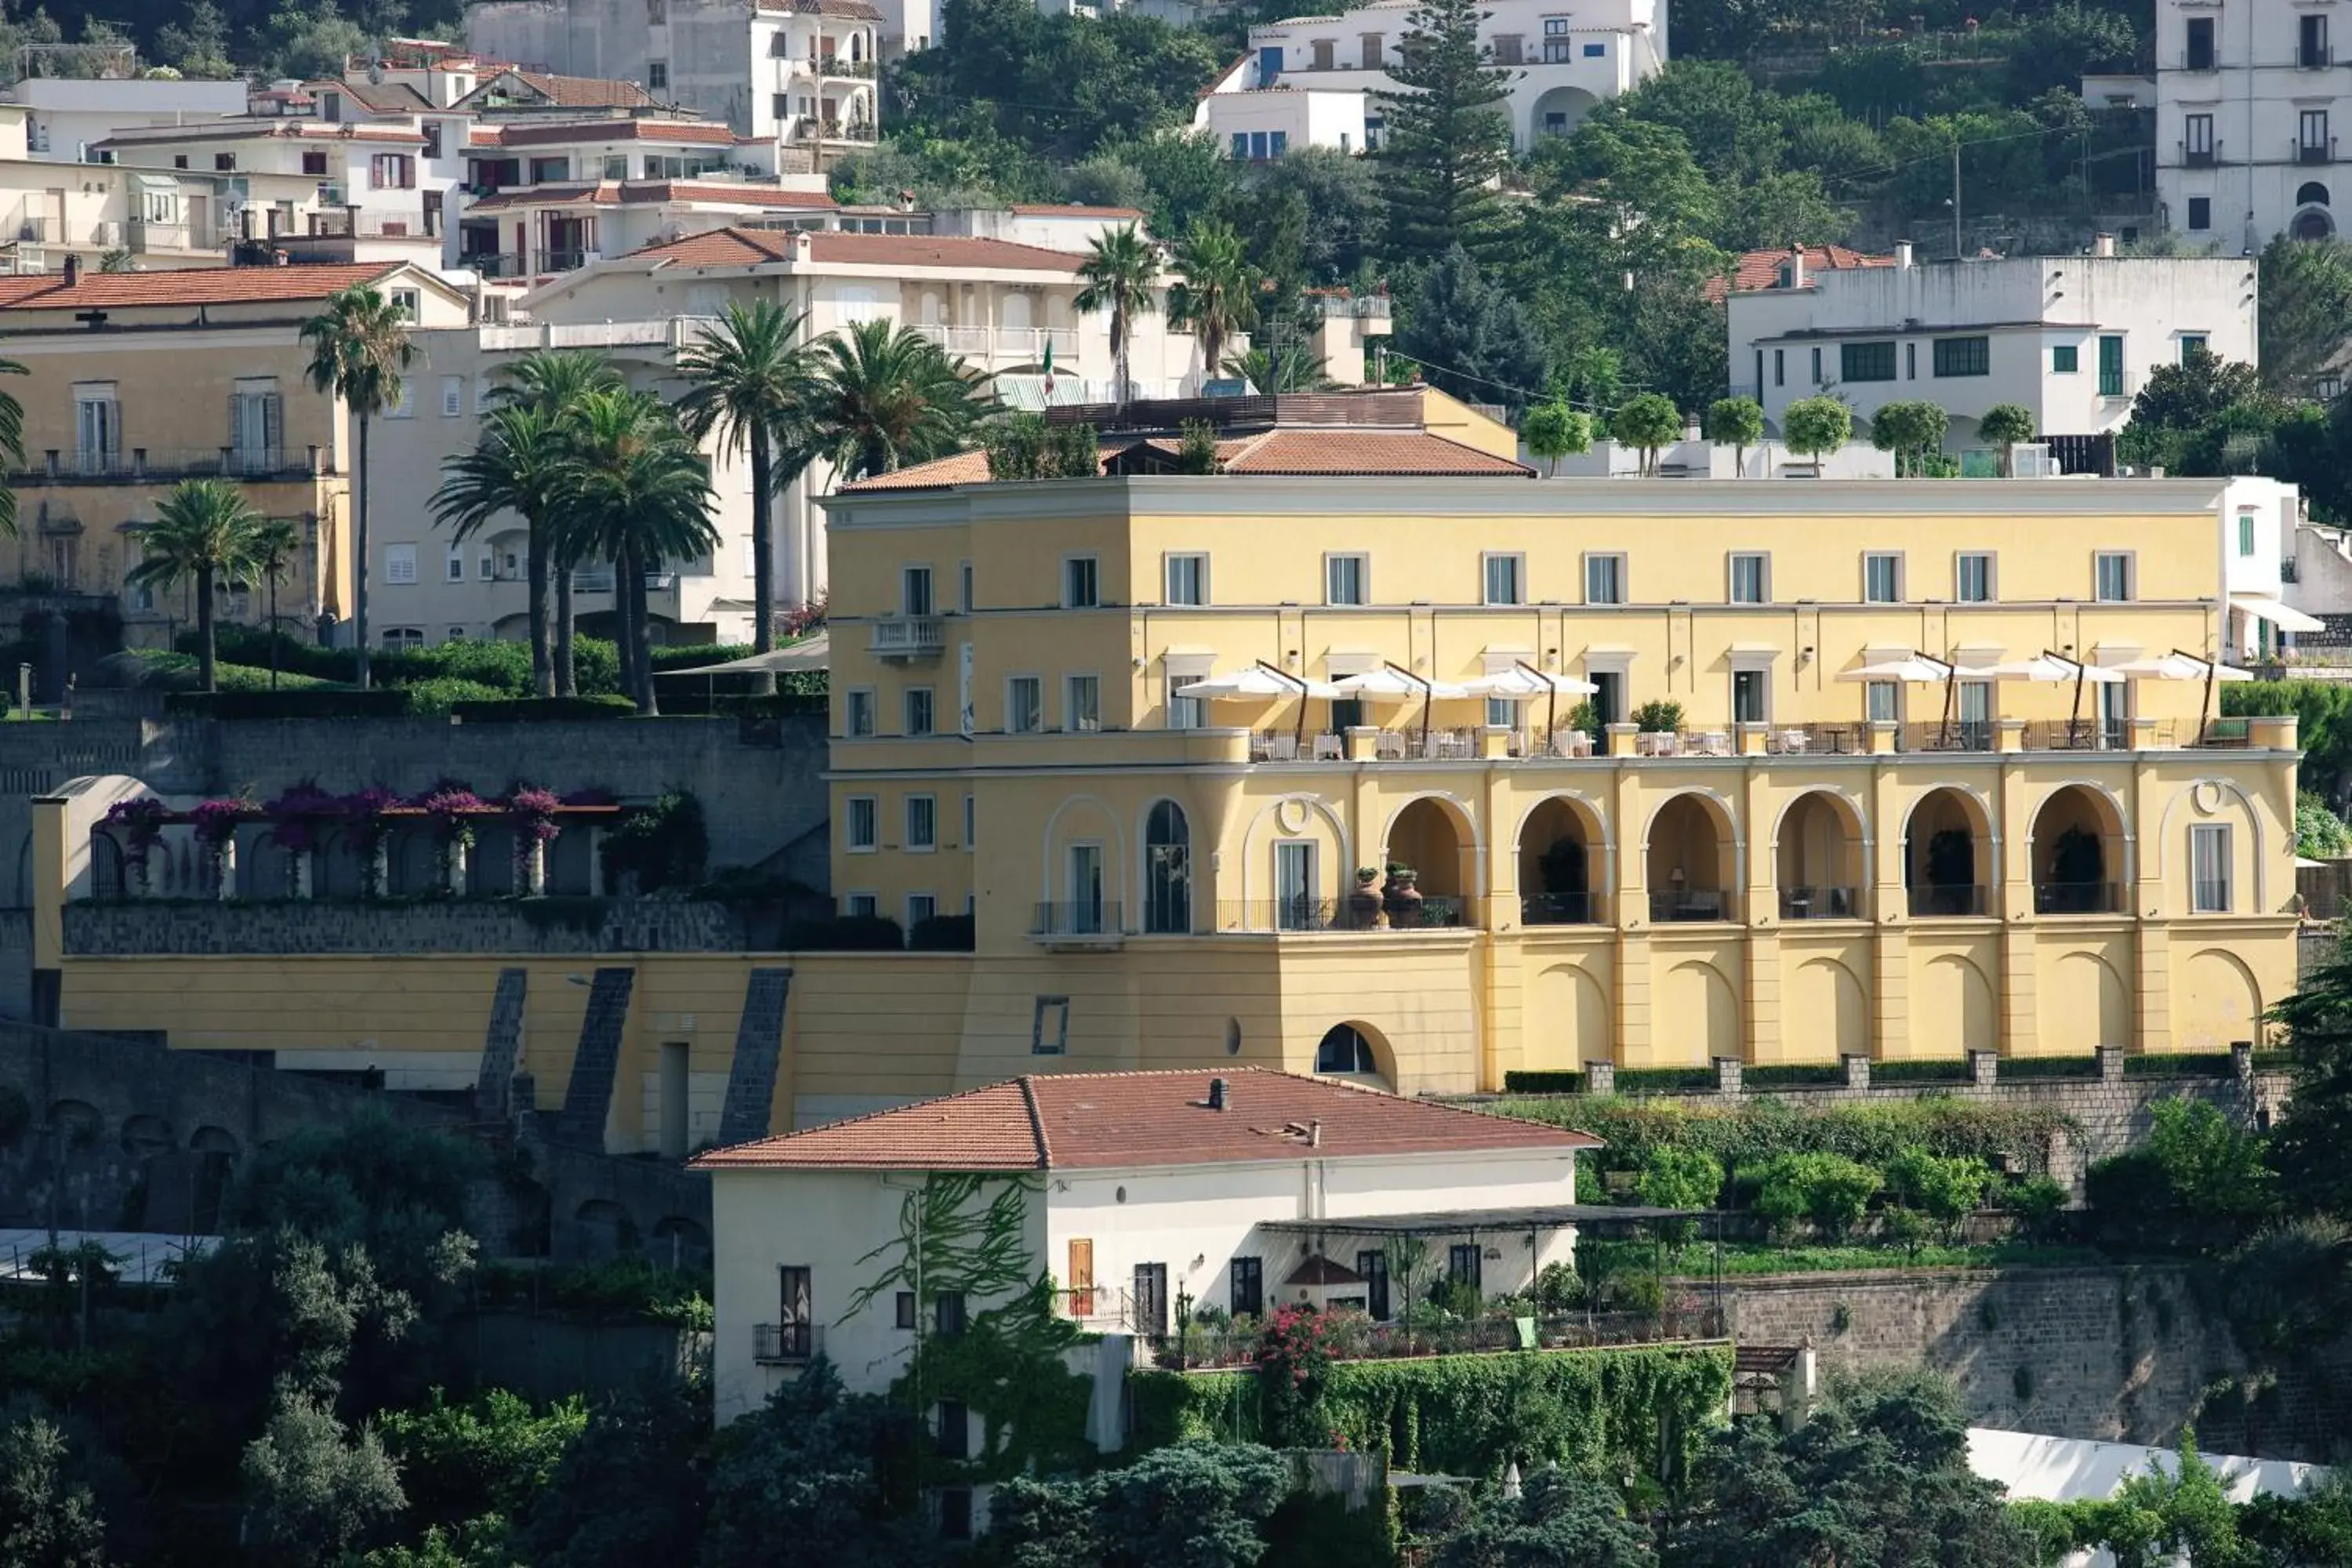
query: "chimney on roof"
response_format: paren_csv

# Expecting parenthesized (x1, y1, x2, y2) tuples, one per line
(791, 228, 811, 262)
(1786, 249, 1806, 289)
(2092, 231, 2116, 257)
(1308, 1119, 1322, 1148)
(1207, 1076, 1229, 1112)
(61, 253, 78, 289)
(1894, 239, 1915, 269)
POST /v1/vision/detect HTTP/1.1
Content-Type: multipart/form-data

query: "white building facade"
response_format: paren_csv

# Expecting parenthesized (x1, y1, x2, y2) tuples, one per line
(1196, 0, 1665, 157)
(2154, 0, 2349, 246)
(8, 77, 249, 164)
(695, 1069, 1599, 1425)
(1727, 243, 2259, 452)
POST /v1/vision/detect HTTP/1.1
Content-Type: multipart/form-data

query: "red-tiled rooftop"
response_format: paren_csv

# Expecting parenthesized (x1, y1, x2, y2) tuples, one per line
(625, 224, 1085, 272)
(843, 427, 1532, 491)
(0, 261, 405, 311)
(1707, 243, 1895, 303)
(692, 1069, 1599, 1171)
(471, 118, 752, 148)
(464, 180, 837, 211)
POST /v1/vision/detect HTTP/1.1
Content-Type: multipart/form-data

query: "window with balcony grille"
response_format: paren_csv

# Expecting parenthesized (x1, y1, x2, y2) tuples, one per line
(1841, 341, 1896, 382)
(2186, 112, 2214, 165)
(773, 1265, 812, 1359)
(2304, 13, 2330, 67)
(2305, 111, 2332, 163)
(1933, 336, 1990, 377)
(2191, 823, 2231, 912)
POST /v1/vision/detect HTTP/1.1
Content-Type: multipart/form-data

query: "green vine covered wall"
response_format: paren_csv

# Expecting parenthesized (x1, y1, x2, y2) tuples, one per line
(844, 1172, 1099, 1483)
(1131, 1343, 1735, 1483)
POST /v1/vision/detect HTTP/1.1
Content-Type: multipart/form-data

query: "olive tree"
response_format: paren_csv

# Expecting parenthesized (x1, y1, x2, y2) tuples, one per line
(1704, 396, 1766, 477)
(1610, 393, 1683, 477)
(1782, 396, 1853, 470)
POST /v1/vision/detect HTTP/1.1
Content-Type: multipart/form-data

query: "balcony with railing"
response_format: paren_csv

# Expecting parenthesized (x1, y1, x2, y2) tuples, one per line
(2034, 880, 2125, 916)
(24, 446, 328, 484)
(1030, 901, 1124, 944)
(1647, 888, 1733, 924)
(1214, 896, 1470, 934)
(753, 1322, 822, 1363)
(867, 615, 946, 661)
(1521, 891, 1606, 926)
(909, 323, 1080, 363)
(1907, 884, 1989, 918)
(1778, 886, 1860, 920)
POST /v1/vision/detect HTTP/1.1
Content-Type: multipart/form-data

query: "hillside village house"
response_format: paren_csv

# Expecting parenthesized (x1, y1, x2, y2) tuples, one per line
(1725, 241, 2263, 464)
(1196, 0, 1665, 158)
(521, 221, 1210, 607)
(0, 259, 472, 646)
(7, 75, 249, 164)
(694, 1069, 1604, 1438)
(2154, 0, 2352, 245)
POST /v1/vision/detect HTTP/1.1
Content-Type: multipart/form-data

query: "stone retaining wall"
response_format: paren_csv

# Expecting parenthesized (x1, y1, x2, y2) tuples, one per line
(60, 898, 753, 956)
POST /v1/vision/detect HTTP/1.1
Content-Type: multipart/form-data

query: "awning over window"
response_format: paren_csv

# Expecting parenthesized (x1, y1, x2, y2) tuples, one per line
(131, 173, 180, 193)
(2236, 596, 2323, 633)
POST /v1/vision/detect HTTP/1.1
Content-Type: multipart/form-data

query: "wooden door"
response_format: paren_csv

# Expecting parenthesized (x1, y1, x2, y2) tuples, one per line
(1065, 1238, 1093, 1318)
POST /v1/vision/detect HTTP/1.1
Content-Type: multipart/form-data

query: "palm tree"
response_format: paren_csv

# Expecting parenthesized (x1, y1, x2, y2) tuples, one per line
(673, 302, 815, 674)
(431, 405, 575, 698)
(797, 319, 989, 484)
(0, 357, 26, 539)
(1224, 344, 1334, 394)
(1075, 223, 1158, 405)
(300, 285, 414, 690)
(247, 516, 301, 690)
(128, 480, 263, 694)
(491, 350, 622, 695)
(558, 390, 719, 714)
(1167, 223, 1258, 393)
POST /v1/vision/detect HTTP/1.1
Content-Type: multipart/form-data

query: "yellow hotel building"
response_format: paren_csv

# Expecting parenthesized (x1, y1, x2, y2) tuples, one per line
(814, 397, 2301, 1099)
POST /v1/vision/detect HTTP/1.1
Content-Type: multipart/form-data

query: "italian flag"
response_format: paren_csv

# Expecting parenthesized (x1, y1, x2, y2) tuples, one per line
(1041, 339, 1056, 400)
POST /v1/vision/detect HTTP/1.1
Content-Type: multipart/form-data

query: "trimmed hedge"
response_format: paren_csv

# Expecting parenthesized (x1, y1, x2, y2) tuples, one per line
(908, 913, 976, 952)
(1739, 1063, 1848, 1089)
(1614, 1066, 1720, 1094)
(1996, 1055, 2102, 1081)
(1867, 1059, 1972, 1084)
(783, 913, 906, 951)
(1490, 1095, 2077, 1177)
(2124, 1051, 2240, 1077)
(452, 696, 639, 723)
(1501, 1070, 1585, 1094)
(1131, 1342, 1735, 1483)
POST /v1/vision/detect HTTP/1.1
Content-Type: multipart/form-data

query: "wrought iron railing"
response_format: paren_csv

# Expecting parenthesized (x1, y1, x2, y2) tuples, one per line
(1907, 884, 1988, 917)
(1778, 886, 1859, 920)
(2034, 880, 2124, 915)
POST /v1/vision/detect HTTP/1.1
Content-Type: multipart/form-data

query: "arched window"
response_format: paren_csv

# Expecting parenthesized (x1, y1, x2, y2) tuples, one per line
(1316, 1023, 1377, 1074)
(2299, 181, 2332, 207)
(2294, 208, 2337, 241)
(1144, 800, 1189, 933)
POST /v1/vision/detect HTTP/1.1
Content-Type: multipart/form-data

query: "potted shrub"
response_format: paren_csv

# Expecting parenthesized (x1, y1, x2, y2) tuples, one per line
(1348, 866, 1385, 928)
(101, 797, 168, 895)
(1382, 861, 1423, 927)
(1632, 699, 1683, 734)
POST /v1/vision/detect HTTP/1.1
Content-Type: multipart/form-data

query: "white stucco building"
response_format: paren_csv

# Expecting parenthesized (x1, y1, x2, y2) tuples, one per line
(2154, 0, 2349, 246)
(9, 76, 249, 163)
(1726, 240, 2259, 456)
(694, 1067, 1602, 1425)
(1195, 0, 1666, 158)
(365, 317, 767, 648)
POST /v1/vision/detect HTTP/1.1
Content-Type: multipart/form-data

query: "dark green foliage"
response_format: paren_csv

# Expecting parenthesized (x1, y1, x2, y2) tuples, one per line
(698, 1361, 936, 1568)
(513, 1380, 712, 1568)
(165, 689, 408, 720)
(1372, 0, 1516, 269)
(1393, 247, 1546, 412)
(906, 913, 976, 951)
(1501, 1071, 1585, 1094)
(2269, 933, 2352, 1219)
(2084, 1098, 2273, 1238)
(1490, 1094, 2071, 1180)
(1422, 1464, 1656, 1568)
(0, 1405, 108, 1568)
(597, 790, 708, 894)
(1751, 1152, 1882, 1240)
(238, 1398, 408, 1568)
(784, 913, 906, 951)
(1737, 1064, 1850, 1088)
(447, 697, 638, 723)
(983, 416, 1102, 480)
(989, 1443, 1289, 1568)
(375, 1389, 588, 1536)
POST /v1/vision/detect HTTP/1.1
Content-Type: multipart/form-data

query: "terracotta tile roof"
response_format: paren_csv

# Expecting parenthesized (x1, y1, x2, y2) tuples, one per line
(1224, 429, 1530, 476)
(97, 120, 426, 147)
(692, 1069, 1599, 1171)
(474, 118, 746, 148)
(755, 0, 885, 16)
(0, 261, 404, 312)
(456, 70, 662, 111)
(465, 181, 836, 212)
(1009, 203, 1145, 219)
(623, 225, 1083, 272)
(312, 77, 434, 113)
(840, 449, 993, 490)
(1708, 243, 1895, 303)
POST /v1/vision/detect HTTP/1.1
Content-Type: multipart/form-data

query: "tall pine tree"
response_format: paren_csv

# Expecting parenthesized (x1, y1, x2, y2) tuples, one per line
(1373, 0, 1517, 269)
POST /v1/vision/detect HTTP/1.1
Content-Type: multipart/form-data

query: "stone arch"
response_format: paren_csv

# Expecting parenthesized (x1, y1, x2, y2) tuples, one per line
(1382, 792, 1479, 913)
(1659, 959, 1740, 1065)
(1914, 954, 1996, 1057)
(650, 1214, 712, 1266)
(2029, 782, 2128, 913)
(1531, 84, 1600, 143)
(1788, 956, 1867, 1061)
(1141, 797, 1192, 935)
(572, 1198, 636, 1261)
(46, 1099, 101, 1147)
(2046, 949, 2131, 1051)
(2180, 947, 2263, 1051)
(1646, 790, 1738, 922)
(1904, 786, 1994, 914)
(1312, 1019, 1392, 1085)
(118, 1113, 172, 1157)
(2299, 180, 2332, 207)
(1518, 793, 1609, 924)
(2293, 205, 2336, 241)
(1774, 789, 1867, 919)
(189, 1125, 240, 1155)
(1526, 963, 1611, 1072)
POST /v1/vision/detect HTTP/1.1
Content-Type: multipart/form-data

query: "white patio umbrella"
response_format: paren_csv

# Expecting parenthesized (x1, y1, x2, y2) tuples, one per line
(1838, 651, 1957, 742)
(2107, 649, 2254, 742)
(1460, 662, 1600, 737)
(1965, 651, 2122, 744)
(1174, 663, 1342, 701)
(1334, 663, 1472, 747)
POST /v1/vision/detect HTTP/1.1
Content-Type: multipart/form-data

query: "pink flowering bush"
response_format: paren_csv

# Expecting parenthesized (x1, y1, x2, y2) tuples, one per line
(1255, 1304, 1344, 1449)
(190, 798, 252, 850)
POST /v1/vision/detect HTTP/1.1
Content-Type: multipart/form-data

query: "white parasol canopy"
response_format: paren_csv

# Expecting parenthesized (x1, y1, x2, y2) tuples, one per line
(1175, 665, 1342, 700)
(662, 631, 829, 675)
(1333, 667, 1472, 700)
(1838, 653, 1954, 683)
(1461, 666, 1601, 699)
(2110, 652, 2253, 683)
(1965, 653, 2125, 684)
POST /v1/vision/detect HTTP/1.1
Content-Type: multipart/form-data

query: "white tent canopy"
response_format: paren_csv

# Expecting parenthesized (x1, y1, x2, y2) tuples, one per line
(1175, 666, 1342, 701)
(1461, 666, 1600, 699)
(1838, 653, 1953, 683)
(2235, 596, 2324, 633)
(662, 631, 829, 676)
(1965, 653, 2125, 684)
(2111, 652, 2254, 683)
(1333, 667, 1472, 700)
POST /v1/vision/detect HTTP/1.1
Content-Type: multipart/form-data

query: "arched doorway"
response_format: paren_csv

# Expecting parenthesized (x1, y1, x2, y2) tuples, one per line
(1777, 791, 1864, 920)
(1144, 800, 1190, 934)
(1905, 788, 1991, 916)
(1531, 85, 1599, 142)
(2031, 786, 2125, 913)
(2293, 207, 2336, 241)
(1647, 793, 1735, 922)
(1313, 1022, 1388, 1083)
(1519, 797, 1602, 924)
(1384, 798, 1473, 927)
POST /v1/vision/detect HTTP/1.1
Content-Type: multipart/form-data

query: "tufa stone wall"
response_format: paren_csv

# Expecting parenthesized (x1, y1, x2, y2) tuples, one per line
(61, 898, 757, 956)
(1719, 1265, 2352, 1462)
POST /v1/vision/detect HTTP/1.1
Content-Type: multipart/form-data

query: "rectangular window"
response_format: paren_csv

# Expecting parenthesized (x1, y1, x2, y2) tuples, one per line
(1773, 348, 1784, 387)
(1231, 132, 1248, 158)
(445, 546, 466, 583)
(215, 152, 234, 171)
(935, 1291, 967, 1337)
(1840, 341, 1897, 382)
(845, 893, 877, 918)
(1866, 680, 1900, 724)
(1229, 1256, 1264, 1319)
(936, 1399, 968, 1458)
(2053, 344, 2079, 373)
(301, 150, 328, 176)
(647, 59, 668, 89)
(1907, 341, 1918, 379)
(2302, 110, 2329, 159)
(1274, 839, 1319, 931)
(902, 564, 933, 616)
(1956, 552, 1995, 603)
(895, 1290, 916, 1329)
(2191, 823, 2231, 912)
(1164, 552, 1207, 605)
(1933, 336, 1991, 377)
(1584, 553, 1627, 604)
(1728, 552, 1769, 604)
(938, 1489, 972, 1543)
(845, 689, 875, 736)
(846, 796, 877, 851)
(1811, 346, 1823, 384)
(1863, 552, 1903, 603)
(1589, 670, 1625, 725)
(1446, 1243, 1483, 1290)
(2094, 551, 2134, 601)
(904, 688, 934, 735)
(906, 795, 937, 851)
(2186, 111, 2215, 163)
(2239, 512, 2258, 556)
(1732, 668, 1768, 724)
(1032, 994, 1069, 1054)
(385, 545, 417, 585)
(1269, 130, 1288, 158)
(440, 376, 463, 417)
(1167, 687, 1201, 730)
(370, 153, 415, 189)
(774, 1265, 812, 1358)
(1358, 1250, 1391, 1319)
(2305, 11, 2330, 67)
(2186, 15, 2215, 68)
(1326, 553, 1367, 605)
(1065, 675, 1101, 732)
(2188, 196, 2212, 231)
(964, 794, 975, 848)
(1482, 552, 1525, 605)
(2099, 334, 2126, 397)
(960, 561, 975, 612)
(423, 121, 444, 160)
(1583, 39, 1605, 55)
(1063, 555, 1099, 608)
(906, 893, 935, 928)
(2181, 334, 2208, 363)
(1007, 676, 1043, 734)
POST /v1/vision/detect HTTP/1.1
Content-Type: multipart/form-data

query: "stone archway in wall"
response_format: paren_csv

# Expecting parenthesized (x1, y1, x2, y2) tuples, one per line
(1913, 953, 1996, 1057)
(2180, 948, 2263, 1052)
(1312, 1020, 1392, 1087)
(1784, 956, 1867, 1062)
(1526, 962, 1610, 1073)
(1658, 959, 1739, 1067)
